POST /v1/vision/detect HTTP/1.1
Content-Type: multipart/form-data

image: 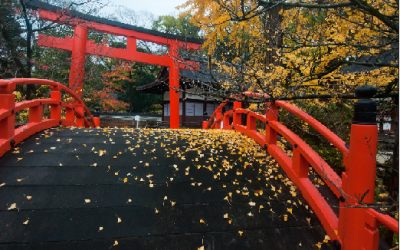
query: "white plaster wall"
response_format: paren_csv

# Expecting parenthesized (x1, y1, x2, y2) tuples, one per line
(163, 88, 221, 101)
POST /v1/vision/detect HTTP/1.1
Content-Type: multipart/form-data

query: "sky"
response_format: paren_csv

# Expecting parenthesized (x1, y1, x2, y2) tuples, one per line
(107, 0, 189, 17)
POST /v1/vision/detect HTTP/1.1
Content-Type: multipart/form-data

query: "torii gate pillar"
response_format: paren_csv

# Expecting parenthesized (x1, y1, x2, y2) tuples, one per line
(169, 44, 180, 129)
(69, 25, 87, 97)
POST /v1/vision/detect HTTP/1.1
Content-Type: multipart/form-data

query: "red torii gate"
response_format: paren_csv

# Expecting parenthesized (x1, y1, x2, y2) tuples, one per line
(29, 1, 202, 129)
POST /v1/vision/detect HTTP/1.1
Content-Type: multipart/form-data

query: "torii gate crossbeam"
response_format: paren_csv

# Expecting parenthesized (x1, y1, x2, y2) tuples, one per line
(28, 1, 202, 129)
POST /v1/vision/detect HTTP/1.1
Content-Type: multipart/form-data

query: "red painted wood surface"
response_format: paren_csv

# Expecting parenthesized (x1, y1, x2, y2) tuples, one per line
(203, 94, 398, 250)
(36, 8, 203, 129)
(38, 10, 202, 50)
(69, 26, 87, 95)
(0, 78, 96, 158)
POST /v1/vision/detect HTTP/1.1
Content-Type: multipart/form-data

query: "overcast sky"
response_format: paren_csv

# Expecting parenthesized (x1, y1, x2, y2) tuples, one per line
(106, 0, 188, 17)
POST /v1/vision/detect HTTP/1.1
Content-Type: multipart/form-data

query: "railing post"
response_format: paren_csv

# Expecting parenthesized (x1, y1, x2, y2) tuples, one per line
(29, 101, 43, 123)
(93, 107, 100, 127)
(341, 84, 379, 250)
(66, 107, 74, 123)
(215, 112, 223, 129)
(233, 102, 242, 127)
(50, 86, 62, 121)
(0, 82, 16, 151)
(247, 113, 256, 131)
(202, 111, 209, 129)
(223, 111, 230, 129)
(292, 148, 309, 178)
(265, 102, 278, 144)
(75, 103, 85, 128)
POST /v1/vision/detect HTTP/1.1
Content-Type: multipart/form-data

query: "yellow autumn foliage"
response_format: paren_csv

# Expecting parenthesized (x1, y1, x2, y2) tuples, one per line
(178, 0, 398, 102)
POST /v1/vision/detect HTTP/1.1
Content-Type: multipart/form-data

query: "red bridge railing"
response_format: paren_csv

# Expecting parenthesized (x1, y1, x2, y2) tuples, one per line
(203, 87, 398, 250)
(0, 78, 100, 158)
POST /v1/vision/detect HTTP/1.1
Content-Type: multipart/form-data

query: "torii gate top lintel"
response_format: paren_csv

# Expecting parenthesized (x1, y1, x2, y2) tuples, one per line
(27, 0, 203, 129)
(26, 0, 203, 48)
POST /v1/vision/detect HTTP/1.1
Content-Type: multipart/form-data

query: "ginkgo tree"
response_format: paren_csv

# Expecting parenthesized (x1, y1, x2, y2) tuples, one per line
(176, 0, 398, 178)
(178, 0, 398, 101)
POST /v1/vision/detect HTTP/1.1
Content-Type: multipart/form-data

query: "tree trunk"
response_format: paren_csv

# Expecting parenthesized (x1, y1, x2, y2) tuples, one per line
(20, 0, 35, 100)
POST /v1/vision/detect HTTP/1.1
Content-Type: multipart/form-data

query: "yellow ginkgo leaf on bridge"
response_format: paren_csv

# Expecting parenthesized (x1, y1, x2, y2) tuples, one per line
(8, 203, 17, 210)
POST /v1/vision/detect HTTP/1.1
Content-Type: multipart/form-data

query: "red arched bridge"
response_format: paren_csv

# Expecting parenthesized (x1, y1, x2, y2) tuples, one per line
(0, 78, 397, 250)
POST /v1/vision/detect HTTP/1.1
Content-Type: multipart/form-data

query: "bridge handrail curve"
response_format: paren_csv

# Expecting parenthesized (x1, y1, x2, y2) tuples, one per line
(205, 102, 342, 242)
(0, 78, 95, 126)
(203, 91, 399, 250)
(205, 100, 228, 129)
(241, 91, 349, 155)
(0, 78, 97, 158)
(205, 92, 348, 156)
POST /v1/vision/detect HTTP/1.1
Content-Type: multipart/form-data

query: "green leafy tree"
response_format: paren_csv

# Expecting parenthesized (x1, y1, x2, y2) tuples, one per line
(152, 15, 201, 39)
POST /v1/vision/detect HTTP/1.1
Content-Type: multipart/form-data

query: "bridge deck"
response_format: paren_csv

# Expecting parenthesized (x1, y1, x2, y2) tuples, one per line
(0, 127, 334, 249)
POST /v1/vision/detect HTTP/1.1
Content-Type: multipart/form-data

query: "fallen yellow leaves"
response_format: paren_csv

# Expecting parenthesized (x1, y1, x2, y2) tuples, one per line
(283, 214, 288, 221)
(85, 199, 91, 203)
(199, 219, 205, 224)
(0, 183, 5, 187)
(8, 203, 17, 210)
(238, 231, 243, 236)
(23, 219, 29, 225)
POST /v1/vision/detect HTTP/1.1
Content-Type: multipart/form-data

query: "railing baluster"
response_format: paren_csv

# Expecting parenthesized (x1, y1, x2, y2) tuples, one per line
(0, 88, 16, 144)
(247, 113, 256, 131)
(292, 148, 308, 178)
(223, 112, 230, 129)
(66, 107, 74, 123)
(215, 112, 222, 129)
(233, 102, 241, 127)
(75, 103, 85, 127)
(29, 102, 43, 123)
(265, 102, 278, 144)
(50, 86, 62, 120)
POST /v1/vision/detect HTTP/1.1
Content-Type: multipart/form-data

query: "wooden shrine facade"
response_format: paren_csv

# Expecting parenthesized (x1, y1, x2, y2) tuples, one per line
(137, 65, 233, 128)
(26, 0, 202, 129)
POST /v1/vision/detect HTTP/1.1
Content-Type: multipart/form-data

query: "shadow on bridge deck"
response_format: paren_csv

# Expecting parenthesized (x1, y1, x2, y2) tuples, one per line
(0, 127, 334, 250)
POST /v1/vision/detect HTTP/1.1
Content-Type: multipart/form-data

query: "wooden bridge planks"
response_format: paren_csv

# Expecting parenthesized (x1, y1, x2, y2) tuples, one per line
(0, 127, 334, 249)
